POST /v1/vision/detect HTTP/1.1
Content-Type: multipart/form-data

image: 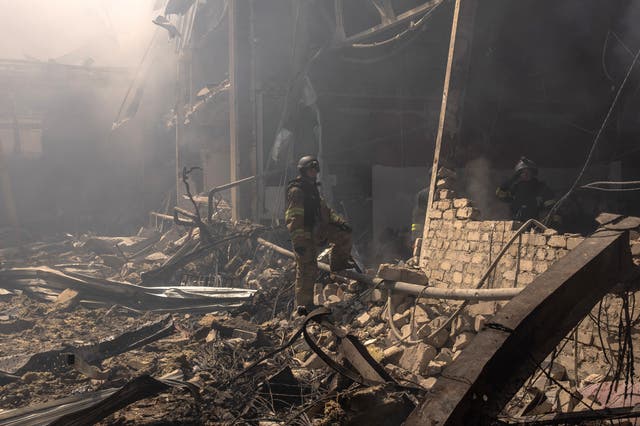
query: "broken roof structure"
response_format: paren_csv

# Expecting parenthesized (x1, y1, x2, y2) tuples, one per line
(2, 0, 640, 424)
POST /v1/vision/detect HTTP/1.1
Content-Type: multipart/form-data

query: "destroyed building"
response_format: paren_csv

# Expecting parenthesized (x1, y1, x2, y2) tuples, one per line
(2, 0, 640, 425)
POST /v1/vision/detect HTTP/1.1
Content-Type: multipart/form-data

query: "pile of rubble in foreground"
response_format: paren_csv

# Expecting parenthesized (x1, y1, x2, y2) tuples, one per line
(0, 220, 640, 425)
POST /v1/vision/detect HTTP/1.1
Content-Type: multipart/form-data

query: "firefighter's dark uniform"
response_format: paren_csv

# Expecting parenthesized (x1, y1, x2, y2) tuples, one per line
(496, 159, 555, 221)
(285, 176, 352, 308)
(411, 188, 429, 242)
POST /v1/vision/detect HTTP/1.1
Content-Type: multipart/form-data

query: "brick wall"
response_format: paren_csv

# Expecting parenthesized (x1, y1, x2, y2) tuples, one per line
(419, 189, 584, 289)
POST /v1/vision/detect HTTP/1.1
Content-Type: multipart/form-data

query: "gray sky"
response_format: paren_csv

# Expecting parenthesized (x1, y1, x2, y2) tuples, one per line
(0, 0, 160, 66)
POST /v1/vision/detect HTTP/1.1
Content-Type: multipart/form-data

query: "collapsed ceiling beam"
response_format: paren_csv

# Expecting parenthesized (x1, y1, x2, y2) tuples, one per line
(334, 0, 443, 46)
(406, 229, 636, 425)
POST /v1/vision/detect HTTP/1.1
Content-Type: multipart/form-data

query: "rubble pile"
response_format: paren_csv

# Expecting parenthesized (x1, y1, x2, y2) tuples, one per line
(1, 210, 640, 424)
(0, 220, 421, 424)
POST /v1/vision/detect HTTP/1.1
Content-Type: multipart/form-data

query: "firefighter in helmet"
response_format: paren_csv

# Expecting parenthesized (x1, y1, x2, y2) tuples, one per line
(285, 156, 353, 315)
(411, 188, 429, 243)
(496, 156, 555, 221)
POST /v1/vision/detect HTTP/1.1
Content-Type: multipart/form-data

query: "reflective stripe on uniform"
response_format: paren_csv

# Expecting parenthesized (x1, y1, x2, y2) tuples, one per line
(543, 199, 556, 208)
(330, 211, 342, 223)
(285, 207, 304, 220)
(496, 188, 510, 198)
(411, 223, 423, 232)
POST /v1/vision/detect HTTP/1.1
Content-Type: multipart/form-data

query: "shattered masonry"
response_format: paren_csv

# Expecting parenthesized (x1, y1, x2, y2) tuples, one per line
(421, 189, 584, 289)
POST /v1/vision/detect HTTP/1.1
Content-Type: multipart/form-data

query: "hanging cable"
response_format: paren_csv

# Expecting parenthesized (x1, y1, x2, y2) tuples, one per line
(580, 180, 640, 192)
(112, 29, 159, 130)
(544, 46, 640, 224)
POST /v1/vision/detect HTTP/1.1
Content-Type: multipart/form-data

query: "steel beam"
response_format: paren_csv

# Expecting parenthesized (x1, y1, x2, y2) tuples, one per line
(336, 0, 442, 45)
(406, 230, 635, 425)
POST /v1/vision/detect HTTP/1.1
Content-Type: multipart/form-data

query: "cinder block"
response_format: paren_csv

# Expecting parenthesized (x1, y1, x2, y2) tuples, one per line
(429, 209, 443, 219)
(453, 198, 471, 208)
(519, 272, 536, 285)
(548, 235, 567, 248)
(546, 249, 556, 261)
(430, 270, 445, 281)
(503, 270, 516, 281)
(535, 262, 548, 274)
(457, 207, 480, 220)
(399, 343, 437, 375)
(443, 209, 456, 220)
(465, 221, 480, 230)
(532, 234, 547, 246)
(377, 264, 429, 285)
(520, 259, 534, 272)
(468, 231, 481, 241)
(438, 199, 452, 210)
(438, 189, 455, 199)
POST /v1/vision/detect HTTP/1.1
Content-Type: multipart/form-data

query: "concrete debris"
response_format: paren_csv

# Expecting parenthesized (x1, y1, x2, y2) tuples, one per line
(1, 213, 639, 425)
(398, 343, 436, 375)
(53, 288, 79, 311)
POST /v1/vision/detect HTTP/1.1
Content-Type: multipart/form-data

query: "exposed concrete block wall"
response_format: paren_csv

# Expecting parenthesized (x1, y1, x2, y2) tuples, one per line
(421, 189, 584, 289)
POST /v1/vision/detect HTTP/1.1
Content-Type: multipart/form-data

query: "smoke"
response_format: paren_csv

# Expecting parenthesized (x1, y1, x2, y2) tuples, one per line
(0, 0, 157, 66)
(464, 157, 509, 220)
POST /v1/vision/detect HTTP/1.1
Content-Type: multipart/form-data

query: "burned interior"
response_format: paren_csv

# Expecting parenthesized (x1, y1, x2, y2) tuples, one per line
(1, 1, 640, 425)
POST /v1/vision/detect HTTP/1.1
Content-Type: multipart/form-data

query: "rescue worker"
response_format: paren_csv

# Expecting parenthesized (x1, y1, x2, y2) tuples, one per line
(411, 188, 429, 243)
(285, 155, 352, 315)
(496, 156, 555, 221)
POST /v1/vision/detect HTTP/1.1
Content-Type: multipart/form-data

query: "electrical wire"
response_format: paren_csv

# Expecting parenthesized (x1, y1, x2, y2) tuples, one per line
(112, 29, 159, 129)
(581, 185, 640, 192)
(581, 180, 640, 192)
(544, 46, 640, 224)
(425, 219, 548, 342)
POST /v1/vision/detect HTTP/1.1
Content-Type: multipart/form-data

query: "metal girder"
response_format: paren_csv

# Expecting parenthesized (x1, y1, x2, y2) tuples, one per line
(371, 0, 396, 24)
(333, 0, 442, 45)
(406, 230, 635, 425)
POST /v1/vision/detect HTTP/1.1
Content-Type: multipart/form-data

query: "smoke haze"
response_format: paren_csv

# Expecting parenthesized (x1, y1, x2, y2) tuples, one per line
(464, 157, 509, 220)
(0, 0, 158, 66)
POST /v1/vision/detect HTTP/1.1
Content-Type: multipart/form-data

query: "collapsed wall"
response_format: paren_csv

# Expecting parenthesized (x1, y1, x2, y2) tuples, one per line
(419, 188, 585, 289)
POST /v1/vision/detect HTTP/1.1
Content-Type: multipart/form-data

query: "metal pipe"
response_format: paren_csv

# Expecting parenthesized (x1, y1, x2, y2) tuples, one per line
(149, 212, 174, 221)
(207, 169, 284, 221)
(388, 281, 520, 301)
(256, 238, 521, 301)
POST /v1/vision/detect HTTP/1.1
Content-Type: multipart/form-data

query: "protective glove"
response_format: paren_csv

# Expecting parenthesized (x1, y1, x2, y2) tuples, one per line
(294, 246, 306, 256)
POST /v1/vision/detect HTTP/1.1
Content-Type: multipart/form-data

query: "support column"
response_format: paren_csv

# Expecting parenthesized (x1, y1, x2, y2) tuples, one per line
(175, 58, 185, 207)
(0, 140, 19, 228)
(229, 0, 256, 221)
(419, 0, 478, 268)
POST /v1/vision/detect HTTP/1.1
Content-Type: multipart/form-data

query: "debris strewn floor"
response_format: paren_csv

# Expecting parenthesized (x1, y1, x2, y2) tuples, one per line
(1, 218, 640, 425)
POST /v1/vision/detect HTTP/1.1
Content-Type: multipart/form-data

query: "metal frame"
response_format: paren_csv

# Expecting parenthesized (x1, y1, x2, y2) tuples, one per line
(406, 230, 636, 425)
(333, 0, 442, 45)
